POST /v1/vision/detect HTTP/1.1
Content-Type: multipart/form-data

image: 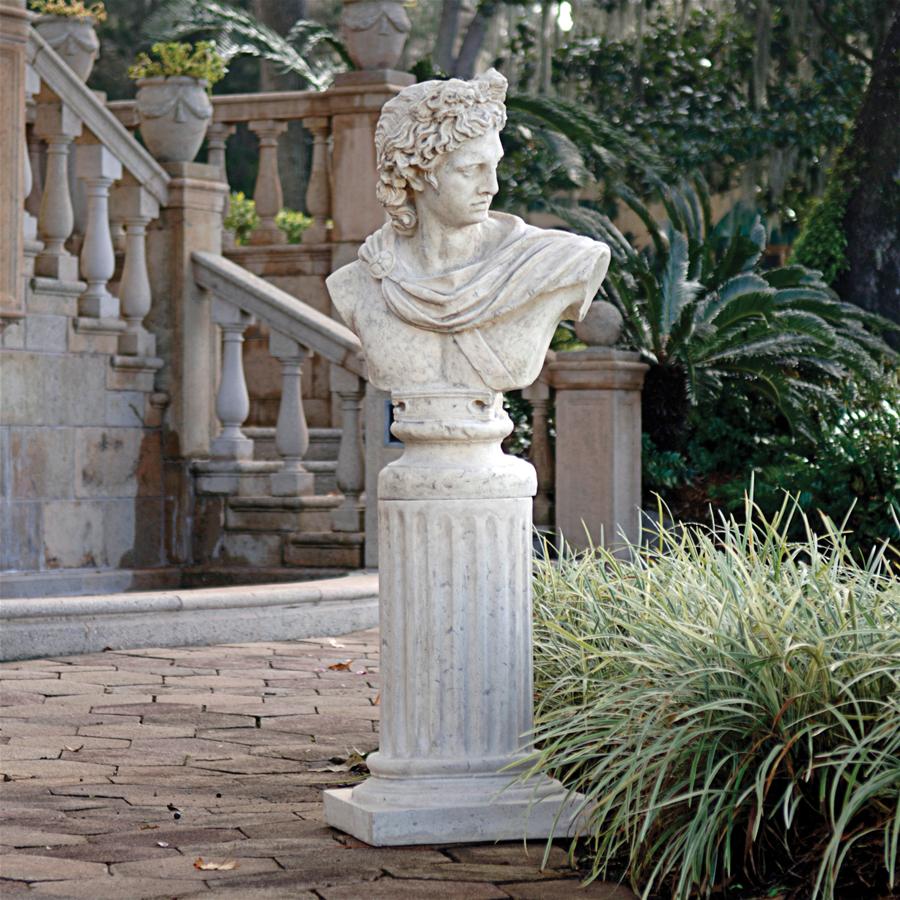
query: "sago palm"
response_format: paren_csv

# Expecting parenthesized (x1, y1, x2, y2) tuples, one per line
(551, 179, 897, 451)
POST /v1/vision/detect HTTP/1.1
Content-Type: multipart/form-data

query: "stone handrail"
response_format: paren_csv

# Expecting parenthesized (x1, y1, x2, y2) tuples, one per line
(191, 251, 363, 377)
(192, 250, 365, 519)
(28, 28, 169, 205)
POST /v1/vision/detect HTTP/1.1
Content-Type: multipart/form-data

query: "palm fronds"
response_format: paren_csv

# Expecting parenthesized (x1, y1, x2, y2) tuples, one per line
(143, 0, 350, 90)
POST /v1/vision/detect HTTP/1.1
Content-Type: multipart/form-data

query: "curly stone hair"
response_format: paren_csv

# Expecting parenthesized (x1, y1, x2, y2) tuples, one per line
(374, 69, 508, 236)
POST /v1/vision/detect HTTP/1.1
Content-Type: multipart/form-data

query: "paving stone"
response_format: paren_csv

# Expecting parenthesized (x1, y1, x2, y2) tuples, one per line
(0, 879, 31, 895)
(8, 735, 129, 751)
(77, 723, 196, 740)
(1, 690, 48, 706)
(111, 854, 282, 880)
(383, 863, 565, 883)
(164, 675, 268, 689)
(1, 759, 117, 780)
(248, 739, 379, 761)
(0, 745, 63, 761)
(320, 877, 509, 899)
(259, 714, 377, 734)
(28, 876, 208, 898)
(446, 843, 573, 870)
(503, 880, 638, 899)
(190, 756, 313, 775)
(0, 827, 87, 847)
(126, 737, 249, 757)
(1, 852, 107, 881)
(58, 671, 164, 686)
(181, 888, 315, 899)
(0, 722, 79, 737)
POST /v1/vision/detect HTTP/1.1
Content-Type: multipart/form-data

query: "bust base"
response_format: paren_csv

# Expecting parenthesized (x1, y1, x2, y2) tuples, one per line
(324, 775, 585, 846)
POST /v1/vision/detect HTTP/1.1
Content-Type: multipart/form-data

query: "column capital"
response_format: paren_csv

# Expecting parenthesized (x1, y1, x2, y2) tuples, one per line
(206, 121, 236, 146)
(75, 142, 123, 183)
(34, 100, 82, 143)
(248, 119, 287, 142)
(268, 330, 306, 362)
(111, 182, 159, 222)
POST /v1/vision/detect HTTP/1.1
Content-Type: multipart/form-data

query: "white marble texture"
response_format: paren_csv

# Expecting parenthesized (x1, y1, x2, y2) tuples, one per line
(324, 69, 610, 844)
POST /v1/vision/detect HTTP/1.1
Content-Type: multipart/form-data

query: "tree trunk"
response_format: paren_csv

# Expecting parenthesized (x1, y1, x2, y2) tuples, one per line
(252, 0, 309, 211)
(434, 0, 463, 73)
(453, 0, 498, 78)
(834, 9, 900, 334)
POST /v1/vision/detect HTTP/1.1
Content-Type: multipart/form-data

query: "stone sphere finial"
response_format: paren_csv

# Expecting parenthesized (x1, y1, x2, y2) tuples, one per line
(340, 0, 412, 71)
(573, 299, 623, 346)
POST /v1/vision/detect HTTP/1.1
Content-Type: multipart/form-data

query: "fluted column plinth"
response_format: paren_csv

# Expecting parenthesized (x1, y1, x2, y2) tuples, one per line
(324, 389, 584, 845)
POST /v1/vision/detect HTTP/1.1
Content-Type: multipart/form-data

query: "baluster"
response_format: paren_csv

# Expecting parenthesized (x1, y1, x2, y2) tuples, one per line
(302, 116, 331, 244)
(330, 365, 366, 532)
(523, 378, 554, 529)
(113, 183, 159, 356)
(211, 298, 255, 460)
(23, 65, 41, 242)
(25, 124, 43, 220)
(75, 143, 122, 318)
(248, 119, 286, 245)
(206, 121, 236, 248)
(34, 100, 82, 281)
(269, 332, 315, 496)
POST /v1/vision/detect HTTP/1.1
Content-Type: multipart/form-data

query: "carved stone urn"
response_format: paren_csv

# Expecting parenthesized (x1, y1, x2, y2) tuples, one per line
(34, 15, 100, 81)
(135, 76, 212, 163)
(339, 0, 411, 70)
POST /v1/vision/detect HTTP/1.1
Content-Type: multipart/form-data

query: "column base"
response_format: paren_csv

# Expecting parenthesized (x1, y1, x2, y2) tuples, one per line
(324, 773, 585, 847)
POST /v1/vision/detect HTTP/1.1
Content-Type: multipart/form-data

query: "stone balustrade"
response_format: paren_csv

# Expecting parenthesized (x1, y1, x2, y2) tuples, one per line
(109, 90, 333, 250)
(21, 27, 170, 356)
(192, 251, 365, 501)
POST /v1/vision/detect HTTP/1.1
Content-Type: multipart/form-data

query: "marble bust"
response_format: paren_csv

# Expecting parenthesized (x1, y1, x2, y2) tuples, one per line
(326, 69, 611, 394)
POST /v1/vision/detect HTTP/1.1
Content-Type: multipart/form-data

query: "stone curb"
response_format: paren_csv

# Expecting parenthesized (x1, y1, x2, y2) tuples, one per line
(0, 572, 379, 661)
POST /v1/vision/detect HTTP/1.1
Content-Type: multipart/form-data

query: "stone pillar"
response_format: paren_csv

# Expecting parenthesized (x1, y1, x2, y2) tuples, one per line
(0, 0, 28, 321)
(76, 143, 122, 318)
(34, 99, 82, 281)
(113, 183, 159, 357)
(302, 116, 331, 244)
(269, 332, 314, 496)
(146, 162, 226, 459)
(548, 348, 648, 553)
(330, 365, 365, 532)
(326, 72, 415, 270)
(324, 391, 583, 845)
(247, 119, 286, 245)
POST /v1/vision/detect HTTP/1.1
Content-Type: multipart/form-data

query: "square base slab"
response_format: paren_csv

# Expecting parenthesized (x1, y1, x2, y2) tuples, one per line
(324, 784, 586, 847)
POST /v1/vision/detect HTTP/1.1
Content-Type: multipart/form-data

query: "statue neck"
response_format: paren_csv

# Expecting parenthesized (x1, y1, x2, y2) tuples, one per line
(407, 216, 486, 274)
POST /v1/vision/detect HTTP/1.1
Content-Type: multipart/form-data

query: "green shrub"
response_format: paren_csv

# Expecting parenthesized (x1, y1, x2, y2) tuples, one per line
(29, 0, 106, 20)
(223, 195, 313, 246)
(274, 208, 312, 244)
(223, 191, 258, 245)
(128, 41, 226, 87)
(528, 500, 899, 899)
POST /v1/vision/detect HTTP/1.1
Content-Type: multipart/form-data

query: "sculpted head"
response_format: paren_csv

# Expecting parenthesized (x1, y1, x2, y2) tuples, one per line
(375, 69, 508, 235)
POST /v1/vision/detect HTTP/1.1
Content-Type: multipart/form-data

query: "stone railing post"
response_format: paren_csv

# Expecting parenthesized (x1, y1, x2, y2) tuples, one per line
(302, 116, 330, 244)
(206, 120, 235, 246)
(330, 365, 366, 532)
(113, 182, 159, 356)
(248, 119, 286, 244)
(547, 302, 649, 554)
(34, 99, 82, 281)
(22, 64, 41, 245)
(0, 0, 29, 321)
(211, 298, 254, 460)
(269, 332, 315, 496)
(76, 142, 122, 317)
(522, 377, 554, 530)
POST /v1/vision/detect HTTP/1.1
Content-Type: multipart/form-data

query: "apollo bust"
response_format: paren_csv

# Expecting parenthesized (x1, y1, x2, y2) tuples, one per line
(326, 69, 611, 394)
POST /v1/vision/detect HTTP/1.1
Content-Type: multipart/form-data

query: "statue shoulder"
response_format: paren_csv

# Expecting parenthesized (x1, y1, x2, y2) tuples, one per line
(326, 259, 373, 332)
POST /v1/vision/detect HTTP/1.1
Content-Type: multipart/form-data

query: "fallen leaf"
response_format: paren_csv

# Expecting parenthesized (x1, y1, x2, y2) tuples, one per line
(327, 659, 354, 671)
(157, 841, 169, 848)
(193, 857, 239, 871)
(326, 638, 345, 648)
(63, 745, 84, 753)
(373, 692, 381, 706)
(139, 824, 159, 830)
(353, 670, 367, 676)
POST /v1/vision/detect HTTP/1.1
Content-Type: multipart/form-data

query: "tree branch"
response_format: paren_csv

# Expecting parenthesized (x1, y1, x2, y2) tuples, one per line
(810, 1, 873, 67)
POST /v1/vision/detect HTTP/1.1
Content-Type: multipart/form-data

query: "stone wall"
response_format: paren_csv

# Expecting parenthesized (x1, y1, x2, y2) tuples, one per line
(0, 280, 166, 576)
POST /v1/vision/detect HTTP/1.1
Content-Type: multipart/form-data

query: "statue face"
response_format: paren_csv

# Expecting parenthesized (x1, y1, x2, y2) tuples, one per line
(413, 129, 504, 230)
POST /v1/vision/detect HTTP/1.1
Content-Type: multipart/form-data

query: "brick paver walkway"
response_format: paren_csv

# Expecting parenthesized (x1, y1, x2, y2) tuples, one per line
(0, 628, 634, 899)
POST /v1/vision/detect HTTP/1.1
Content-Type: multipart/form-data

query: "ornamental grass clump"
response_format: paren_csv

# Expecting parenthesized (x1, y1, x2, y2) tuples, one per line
(528, 499, 899, 899)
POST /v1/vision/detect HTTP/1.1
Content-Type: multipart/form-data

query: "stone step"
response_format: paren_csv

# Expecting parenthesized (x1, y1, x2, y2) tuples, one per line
(179, 565, 353, 588)
(285, 531, 365, 569)
(226, 494, 341, 533)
